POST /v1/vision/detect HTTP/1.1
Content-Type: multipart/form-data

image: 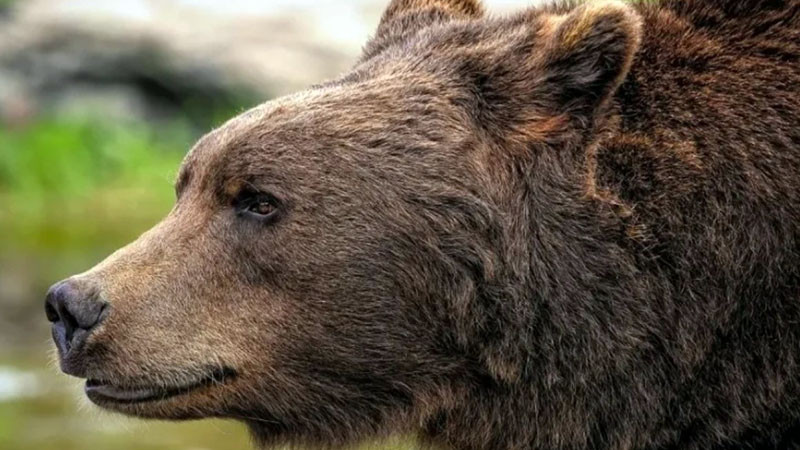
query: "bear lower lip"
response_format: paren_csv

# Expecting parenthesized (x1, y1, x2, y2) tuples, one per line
(86, 381, 163, 403)
(85, 367, 236, 404)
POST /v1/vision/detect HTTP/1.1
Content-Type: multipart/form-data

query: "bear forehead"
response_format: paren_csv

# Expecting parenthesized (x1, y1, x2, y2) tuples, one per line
(175, 80, 474, 196)
(175, 11, 553, 190)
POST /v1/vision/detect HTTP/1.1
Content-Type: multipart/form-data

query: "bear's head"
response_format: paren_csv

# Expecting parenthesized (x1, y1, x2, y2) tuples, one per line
(45, 0, 641, 447)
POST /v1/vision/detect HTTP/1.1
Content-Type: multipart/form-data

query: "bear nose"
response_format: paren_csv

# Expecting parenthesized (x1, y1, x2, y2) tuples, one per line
(45, 279, 108, 358)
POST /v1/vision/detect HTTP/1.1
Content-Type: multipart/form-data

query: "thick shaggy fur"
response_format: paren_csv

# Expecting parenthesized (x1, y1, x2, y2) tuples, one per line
(49, 0, 800, 449)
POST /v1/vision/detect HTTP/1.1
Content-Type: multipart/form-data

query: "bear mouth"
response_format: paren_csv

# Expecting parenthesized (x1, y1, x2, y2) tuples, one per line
(85, 367, 236, 404)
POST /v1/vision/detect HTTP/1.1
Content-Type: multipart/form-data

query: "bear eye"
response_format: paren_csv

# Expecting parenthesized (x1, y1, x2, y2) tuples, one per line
(248, 200, 277, 217)
(235, 191, 281, 222)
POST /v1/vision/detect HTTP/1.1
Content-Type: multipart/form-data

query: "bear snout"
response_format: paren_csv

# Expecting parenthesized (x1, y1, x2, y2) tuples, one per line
(45, 278, 109, 377)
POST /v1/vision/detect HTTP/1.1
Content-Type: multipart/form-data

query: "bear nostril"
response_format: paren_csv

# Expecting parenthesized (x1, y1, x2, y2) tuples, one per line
(44, 297, 59, 323)
(45, 280, 108, 352)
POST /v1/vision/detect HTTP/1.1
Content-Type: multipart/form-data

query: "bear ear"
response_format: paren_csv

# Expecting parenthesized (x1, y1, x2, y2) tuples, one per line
(363, 0, 484, 60)
(536, 0, 642, 120)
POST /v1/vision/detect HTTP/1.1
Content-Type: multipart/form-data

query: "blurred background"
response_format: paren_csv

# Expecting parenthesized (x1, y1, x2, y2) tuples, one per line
(0, 0, 524, 448)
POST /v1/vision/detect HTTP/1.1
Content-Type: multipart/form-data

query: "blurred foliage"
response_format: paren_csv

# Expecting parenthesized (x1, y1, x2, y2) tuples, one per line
(0, 115, 192, 253)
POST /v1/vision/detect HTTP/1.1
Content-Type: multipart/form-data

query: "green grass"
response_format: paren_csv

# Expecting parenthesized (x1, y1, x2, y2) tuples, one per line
(0, 115, 192, 252)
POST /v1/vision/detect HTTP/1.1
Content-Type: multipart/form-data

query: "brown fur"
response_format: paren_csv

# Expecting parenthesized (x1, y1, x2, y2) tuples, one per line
(48, 0, 800, 449)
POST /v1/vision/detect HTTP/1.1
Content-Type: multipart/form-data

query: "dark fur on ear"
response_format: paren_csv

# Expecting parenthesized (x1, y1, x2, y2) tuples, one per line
(363, 0, 484, 61)
(539, 0, 642, 120)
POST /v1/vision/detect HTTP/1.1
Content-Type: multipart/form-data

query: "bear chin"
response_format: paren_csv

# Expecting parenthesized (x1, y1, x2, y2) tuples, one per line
(84, 366, 237, 419)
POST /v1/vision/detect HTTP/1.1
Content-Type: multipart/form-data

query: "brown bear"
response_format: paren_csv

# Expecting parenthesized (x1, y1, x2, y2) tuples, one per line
(45, 0, 800, 448)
